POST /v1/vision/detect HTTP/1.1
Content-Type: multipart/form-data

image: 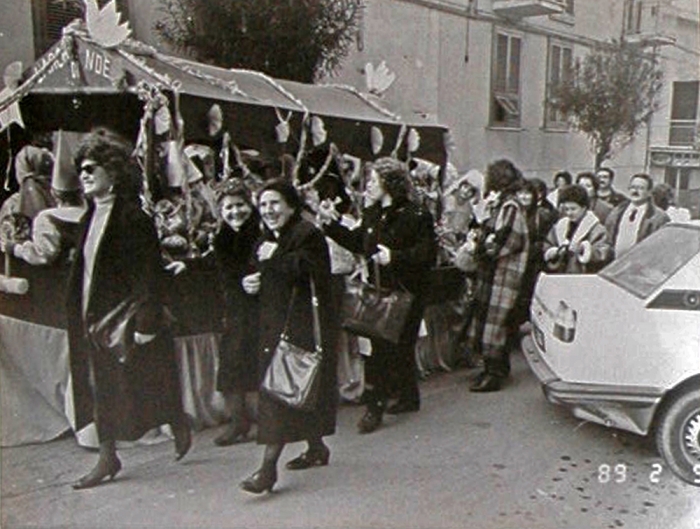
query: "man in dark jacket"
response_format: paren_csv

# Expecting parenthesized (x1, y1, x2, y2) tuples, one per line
(605, 173, 669, 259)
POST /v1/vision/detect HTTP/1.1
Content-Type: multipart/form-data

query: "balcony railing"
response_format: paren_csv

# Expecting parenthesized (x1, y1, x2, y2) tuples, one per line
(492, 0, 565, 18)
(669, 120, 698, 147)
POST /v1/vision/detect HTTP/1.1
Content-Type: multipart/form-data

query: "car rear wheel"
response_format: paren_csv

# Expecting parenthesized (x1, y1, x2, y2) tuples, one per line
(655, 389, 700, 486)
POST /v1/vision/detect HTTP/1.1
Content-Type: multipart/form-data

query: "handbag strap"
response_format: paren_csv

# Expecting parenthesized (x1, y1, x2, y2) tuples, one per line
(281, 277, 323, 354)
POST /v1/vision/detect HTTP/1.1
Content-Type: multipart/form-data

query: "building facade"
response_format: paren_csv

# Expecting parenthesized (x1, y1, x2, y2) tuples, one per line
(630, 0, 700, 218)
(329, 0, 699, 208)
(2, 0, 698, 214)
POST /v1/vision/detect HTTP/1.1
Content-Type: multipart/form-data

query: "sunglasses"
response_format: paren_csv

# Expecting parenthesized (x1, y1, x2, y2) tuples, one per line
(80, 162, 100, 175)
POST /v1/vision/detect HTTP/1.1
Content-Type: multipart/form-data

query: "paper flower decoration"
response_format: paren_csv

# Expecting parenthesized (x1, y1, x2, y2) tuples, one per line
(85, 0, 132, 49)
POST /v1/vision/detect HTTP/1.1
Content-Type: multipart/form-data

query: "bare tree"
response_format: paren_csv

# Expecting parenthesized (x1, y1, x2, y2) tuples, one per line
(550, 39, 663, 169)
(155, 0, 364, 83)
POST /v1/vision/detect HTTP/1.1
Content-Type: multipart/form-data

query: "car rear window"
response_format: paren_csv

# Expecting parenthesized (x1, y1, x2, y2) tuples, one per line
(600, 225, 700, 298)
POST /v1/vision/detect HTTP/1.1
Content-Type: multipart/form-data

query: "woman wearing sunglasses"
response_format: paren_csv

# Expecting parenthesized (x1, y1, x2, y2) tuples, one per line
(66, 128, 191, 490)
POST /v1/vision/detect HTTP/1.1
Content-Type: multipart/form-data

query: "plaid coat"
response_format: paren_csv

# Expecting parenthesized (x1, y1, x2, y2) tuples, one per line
(469, 197, 530, 353)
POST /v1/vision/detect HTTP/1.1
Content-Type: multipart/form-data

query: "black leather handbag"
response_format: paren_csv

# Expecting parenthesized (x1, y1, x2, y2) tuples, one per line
(261, 279, 322, 412)
(87, 296, 144, 364)
(341, 260, 414, 345)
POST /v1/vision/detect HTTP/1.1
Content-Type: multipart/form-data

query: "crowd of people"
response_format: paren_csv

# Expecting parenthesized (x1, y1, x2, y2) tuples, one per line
(0, 126, 691, 495)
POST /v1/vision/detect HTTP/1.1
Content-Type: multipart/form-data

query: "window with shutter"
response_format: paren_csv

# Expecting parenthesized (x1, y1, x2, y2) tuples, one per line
(545, 38, 573, 130)
(32, 0, 130, 58)
(669, 81, 699, 146)
(490, 29, 522, 128)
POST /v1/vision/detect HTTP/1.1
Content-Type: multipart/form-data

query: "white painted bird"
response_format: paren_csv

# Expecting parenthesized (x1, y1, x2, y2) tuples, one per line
(365, 61, 396, 97)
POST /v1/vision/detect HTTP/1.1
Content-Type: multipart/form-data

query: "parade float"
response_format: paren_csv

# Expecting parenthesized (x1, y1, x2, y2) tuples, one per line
(0, 1, 458, 447)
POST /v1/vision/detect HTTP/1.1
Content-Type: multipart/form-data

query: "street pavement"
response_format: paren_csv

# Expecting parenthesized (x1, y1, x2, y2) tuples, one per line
(2, 351, 698, 529)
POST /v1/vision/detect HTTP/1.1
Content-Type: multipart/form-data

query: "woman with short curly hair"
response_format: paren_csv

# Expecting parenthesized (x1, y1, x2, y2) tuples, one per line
(67, 128, 191, 490)
(320, 157, 437, 434)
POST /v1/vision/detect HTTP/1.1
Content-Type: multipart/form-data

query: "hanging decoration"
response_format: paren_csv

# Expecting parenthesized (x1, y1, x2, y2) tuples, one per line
(391, 123, 407, 158)
(207, 104, 224, 138)
(311, 116, 328, 147)
(298, 143, 337, 192)
(323, 83, 402, 122)
(134, 80, 171, 208)
(371, 126, 384, 155)
(364, 61, 396, 97)
(275, 108, 292, 144)
(407, 127, 421, 153)
(220, 131, 232, 180)
(84, 0, 131, 49)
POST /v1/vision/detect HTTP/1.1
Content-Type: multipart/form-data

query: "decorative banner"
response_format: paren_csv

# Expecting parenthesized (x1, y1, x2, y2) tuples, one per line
(371, 126, 384, 155)
(0, 87, 24, 131)
(85, 0, 132, 49)
(311, 115, 327, 147)
(407, 128, 421, 153)
(0, 62, 25, 131)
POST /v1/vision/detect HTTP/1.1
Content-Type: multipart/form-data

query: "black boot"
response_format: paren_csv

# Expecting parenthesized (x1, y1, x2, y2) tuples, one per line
(357, 395, 386, 434)
(73, 441, 121, 490)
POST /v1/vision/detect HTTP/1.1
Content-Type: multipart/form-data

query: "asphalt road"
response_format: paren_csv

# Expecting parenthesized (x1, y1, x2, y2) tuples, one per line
(2, 351, 698, 529)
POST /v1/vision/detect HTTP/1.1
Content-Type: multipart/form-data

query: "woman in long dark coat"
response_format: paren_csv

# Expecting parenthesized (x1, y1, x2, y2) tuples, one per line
(320, 157, 437, 434)
(239, 179, 337, 494)
(66, 128, 191, 490)
(212, 180, 260, 446)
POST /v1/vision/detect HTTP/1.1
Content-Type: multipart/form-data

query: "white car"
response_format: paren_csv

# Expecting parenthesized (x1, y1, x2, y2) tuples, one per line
(523, 222, 700, 485)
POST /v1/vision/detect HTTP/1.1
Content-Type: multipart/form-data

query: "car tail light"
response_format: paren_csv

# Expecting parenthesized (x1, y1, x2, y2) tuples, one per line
(553, 301, 577, 343)
(533, 322, 546, 352)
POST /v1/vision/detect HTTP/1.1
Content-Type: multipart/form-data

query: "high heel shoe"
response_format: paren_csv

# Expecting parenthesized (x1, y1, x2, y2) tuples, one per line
(285, 445, 330, 470)
(213, 419, 251, 447)
(240, 467, 277, 494)
(173, 418, 192, 461)
(72, 456, 122, 490)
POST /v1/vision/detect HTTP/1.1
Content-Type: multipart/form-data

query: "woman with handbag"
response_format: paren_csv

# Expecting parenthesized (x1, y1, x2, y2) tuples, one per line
(211, 180, 260, 446)
(66, 128, 191, 490)
(319, 158, 437, 434)
(240, 179, 337, 494)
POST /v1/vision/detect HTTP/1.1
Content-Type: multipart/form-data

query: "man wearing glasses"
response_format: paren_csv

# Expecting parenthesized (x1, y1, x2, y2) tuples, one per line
(604, 173, 670, 259)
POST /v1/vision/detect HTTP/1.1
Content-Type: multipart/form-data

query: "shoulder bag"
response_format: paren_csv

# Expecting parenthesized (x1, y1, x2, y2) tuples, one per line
(341, 259, 414, 345)
(87, 296, 144, 364)
(261, 278, 322, 411)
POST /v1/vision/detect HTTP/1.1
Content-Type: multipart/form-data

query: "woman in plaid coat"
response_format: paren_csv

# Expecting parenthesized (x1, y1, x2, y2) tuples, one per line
(467, 160, 529, 392)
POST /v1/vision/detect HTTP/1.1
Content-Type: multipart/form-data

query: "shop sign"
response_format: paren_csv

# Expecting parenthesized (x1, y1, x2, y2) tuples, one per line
(650, 150, 700, 168)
